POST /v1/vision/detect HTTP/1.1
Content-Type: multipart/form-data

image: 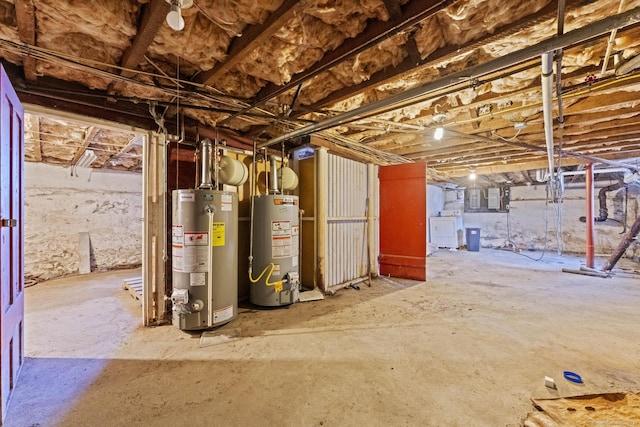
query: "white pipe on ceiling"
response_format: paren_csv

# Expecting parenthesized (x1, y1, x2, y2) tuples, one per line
(541, 52, 555, 178)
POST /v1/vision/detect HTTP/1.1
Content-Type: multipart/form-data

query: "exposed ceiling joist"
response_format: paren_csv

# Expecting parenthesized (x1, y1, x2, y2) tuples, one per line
(221, 0, 455, 125)
(262, 6, 640, 148)
(195, 0, 300, 85)
(14, 0, 36, 81)
(304, 0, 571, 112)
(120, 0, 170, 75)
(68, 126, 97, 167)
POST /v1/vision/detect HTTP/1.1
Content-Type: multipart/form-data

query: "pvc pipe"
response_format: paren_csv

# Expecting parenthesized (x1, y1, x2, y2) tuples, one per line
(259, 6, 640, 149)
(561, 167, 631, 177)
(542, 53, 555, 179)
(586, 163, 595, 268)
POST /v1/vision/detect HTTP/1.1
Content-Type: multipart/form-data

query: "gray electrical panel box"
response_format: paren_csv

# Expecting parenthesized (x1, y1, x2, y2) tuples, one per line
(469, 188, 481, 209)
(488, 188, 500, 209)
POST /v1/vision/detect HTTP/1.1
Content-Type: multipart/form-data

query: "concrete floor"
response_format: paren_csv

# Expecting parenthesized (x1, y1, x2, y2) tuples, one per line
(4, 250, 640, 426)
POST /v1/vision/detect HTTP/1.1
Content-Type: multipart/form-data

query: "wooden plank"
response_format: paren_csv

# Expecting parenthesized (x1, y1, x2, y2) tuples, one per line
(122, 277, 143, 302)
(121, 0, 170, 74)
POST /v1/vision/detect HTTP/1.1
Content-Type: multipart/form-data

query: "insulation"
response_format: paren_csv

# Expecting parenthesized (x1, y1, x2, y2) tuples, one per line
(34, 0, 138, 88)
(237, 25, 325, 85)
(302, 0, 391, 38)
(196, 0, 285, 36)
(148, 11, 231, 75)
(4, 0, 640, 173)
(331, 33, 409, 86)
(39, 118, 87, 165)
(212, 70, 266, 98)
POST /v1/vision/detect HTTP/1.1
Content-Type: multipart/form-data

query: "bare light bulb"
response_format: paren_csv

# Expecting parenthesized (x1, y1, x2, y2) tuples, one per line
(469, 171, 476, 180)
(434, 127, 444, 140)
(167, 2, 185, 31)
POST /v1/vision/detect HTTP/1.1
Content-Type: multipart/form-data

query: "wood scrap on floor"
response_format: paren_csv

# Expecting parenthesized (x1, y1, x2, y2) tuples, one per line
(524, 392, 640, 426)
(122, 276, 142, 303)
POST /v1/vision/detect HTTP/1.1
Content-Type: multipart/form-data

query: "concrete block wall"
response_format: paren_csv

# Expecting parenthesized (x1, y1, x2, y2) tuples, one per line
(25, 163, 143, 282)
(462, 182, 640, 257)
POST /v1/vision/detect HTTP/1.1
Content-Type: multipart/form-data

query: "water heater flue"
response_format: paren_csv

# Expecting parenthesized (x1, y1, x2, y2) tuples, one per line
(269, 155, 280, 194)
(199, 138, 213, 189)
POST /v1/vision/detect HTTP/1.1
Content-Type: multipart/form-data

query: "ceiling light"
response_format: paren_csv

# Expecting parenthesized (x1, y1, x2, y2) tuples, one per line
(166, 0, 185, 31)
(432, 110, 447, 141)
(75, 150, 97, 168)
(469, 170, 476, 180)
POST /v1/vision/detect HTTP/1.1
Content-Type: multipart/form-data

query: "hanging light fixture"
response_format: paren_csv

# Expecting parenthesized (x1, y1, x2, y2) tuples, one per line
(433, 126, 444, 140)
(432, 110, 447, 141)
(469, 169, 477, 180)
(165, 0, 193, 32)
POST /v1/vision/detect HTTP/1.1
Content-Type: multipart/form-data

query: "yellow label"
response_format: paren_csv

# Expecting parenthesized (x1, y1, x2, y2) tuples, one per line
(211, 222, 225, 247)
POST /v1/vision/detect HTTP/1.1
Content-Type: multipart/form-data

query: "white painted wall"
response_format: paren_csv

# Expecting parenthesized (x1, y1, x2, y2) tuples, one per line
(25, 163, 143, 282)
(462, 182, 640, 257)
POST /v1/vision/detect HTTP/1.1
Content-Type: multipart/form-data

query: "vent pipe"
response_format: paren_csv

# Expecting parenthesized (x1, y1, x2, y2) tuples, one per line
(199, 138, 213, 189)
(269, 155, 280, 194)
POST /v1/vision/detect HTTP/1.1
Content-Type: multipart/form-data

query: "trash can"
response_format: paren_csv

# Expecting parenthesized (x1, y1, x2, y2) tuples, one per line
(466, 228, 481, 251)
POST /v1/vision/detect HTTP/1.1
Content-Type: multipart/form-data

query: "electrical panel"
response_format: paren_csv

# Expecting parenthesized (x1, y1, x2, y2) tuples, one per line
(469, 188, 481, 209)
(488, 188, 500, 209)
(464, 186, 510, 213)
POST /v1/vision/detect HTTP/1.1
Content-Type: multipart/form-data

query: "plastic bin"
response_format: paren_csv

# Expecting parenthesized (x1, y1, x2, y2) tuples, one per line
(466, 228, 481, 251)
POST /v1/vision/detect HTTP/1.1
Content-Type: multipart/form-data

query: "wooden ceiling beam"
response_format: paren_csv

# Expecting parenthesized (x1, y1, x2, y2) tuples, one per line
(427, 147, 640, 178)
(419, 139, 640, 171)
(196, 0, 300, 85)
(223, 0, 455, 124)
(300, 0, 574, 112)
(14, 0, 37, 81)
(68, 126, 97, 167)
(120, 0, 171, 75)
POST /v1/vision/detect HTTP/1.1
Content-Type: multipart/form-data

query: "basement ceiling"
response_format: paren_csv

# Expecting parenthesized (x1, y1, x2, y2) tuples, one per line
(2, 0, 640, 184)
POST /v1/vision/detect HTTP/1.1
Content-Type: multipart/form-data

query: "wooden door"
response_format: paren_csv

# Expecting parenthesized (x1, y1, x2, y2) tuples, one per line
(378, 162, 427, 281)
(0, 65, 25, 422)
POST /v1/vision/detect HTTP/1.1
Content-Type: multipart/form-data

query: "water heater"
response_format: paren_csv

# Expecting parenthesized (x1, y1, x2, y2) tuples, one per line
(171, 139, 242, 330)
(249, 156, 300, 306)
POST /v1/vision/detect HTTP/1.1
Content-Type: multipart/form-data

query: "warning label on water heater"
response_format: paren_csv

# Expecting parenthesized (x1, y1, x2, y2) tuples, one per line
(221, 194, 233, 211)
(271, 221, 292, 258)
(211, 222, 225, 246)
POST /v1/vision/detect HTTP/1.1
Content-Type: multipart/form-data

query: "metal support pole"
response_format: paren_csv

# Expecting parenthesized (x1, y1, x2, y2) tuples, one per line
(586, 163, 595, 268)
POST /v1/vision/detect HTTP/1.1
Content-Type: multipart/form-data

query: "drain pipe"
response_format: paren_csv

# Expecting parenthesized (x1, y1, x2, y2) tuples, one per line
(580, 180, 625, 223)
(586, 163, 595, 268)
(542, 52, 555, 182)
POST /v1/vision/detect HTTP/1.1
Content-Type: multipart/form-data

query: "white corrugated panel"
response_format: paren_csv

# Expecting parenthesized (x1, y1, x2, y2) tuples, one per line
(326, 154, 370, 287)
